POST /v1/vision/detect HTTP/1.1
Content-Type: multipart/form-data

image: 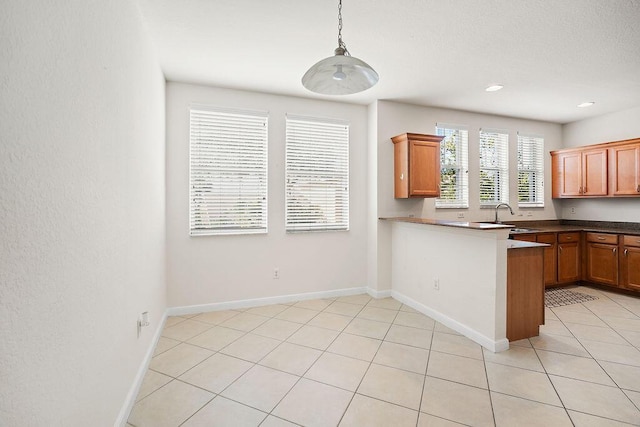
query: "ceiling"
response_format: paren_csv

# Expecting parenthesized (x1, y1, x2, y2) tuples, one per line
(136, 0, 640, 124)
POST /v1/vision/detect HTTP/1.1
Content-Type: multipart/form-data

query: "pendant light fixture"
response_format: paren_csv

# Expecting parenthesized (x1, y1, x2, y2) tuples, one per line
(302, 0, 379, 95)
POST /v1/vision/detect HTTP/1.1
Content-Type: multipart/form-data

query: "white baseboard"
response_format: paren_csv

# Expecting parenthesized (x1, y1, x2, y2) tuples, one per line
(166, 286, 369, 317)
(115, 313, 168, 427)
(118, 285, 468, 425)
(367, 288, 392, 299)
(391, 290, 509, 353)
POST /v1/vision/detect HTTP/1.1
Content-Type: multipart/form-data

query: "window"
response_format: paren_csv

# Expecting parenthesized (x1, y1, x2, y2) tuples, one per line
(518, 133, 544, 207)
(286, 115, 349, 232)
(189, 107, 268, 236)
(436, 124, 469, 208)
(479, 129, 509, 205)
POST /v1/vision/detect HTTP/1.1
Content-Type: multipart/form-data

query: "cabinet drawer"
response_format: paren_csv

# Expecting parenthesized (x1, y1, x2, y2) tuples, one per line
(537, 233, 557, 244)
(623, 235, 640, 248)
(586, 232, 618, 245)
(558, 232, 580, 243)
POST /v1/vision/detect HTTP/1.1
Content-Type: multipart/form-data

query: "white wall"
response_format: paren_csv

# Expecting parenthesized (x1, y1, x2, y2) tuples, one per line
(372, 100, 563, 291)
(0, 1, 166, 425)
(560, 105, 640, 221)
(166, 83, 369, 307)
(390, 222, 509, 351)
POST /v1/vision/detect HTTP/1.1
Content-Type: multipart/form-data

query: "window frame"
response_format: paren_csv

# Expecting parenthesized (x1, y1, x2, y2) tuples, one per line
(285, 114, 350, 233)
(517, 132, 545, 207)
(479, 128, 510, 206)
(435, 123, 469, 209)
(188, 105, 268, 236)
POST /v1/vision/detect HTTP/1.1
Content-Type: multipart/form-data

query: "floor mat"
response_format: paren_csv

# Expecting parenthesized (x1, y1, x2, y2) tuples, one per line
(545, 288, 598, 308)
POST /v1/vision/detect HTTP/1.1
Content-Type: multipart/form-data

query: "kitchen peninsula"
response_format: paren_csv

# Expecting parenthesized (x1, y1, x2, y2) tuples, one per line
(381, 217, 547, 352)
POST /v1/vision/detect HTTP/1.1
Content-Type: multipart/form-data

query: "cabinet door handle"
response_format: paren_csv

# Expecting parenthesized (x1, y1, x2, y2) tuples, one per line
(625, 248, 629, 256)
(613, 247, 617, 254)
(566, 236, 572, 240)
(637, 184, 640, 193)
(400, 173, 404, 180)
(597, 236, 606, 240)
(559, 246, 563, 253)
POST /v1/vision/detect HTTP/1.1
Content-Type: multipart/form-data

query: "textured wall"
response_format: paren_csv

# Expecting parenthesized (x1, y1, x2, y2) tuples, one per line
(0, 0, 166, 424)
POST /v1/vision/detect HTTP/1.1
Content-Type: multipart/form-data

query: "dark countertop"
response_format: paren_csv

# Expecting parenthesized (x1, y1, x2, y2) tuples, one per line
(507, 220, 640, 237)
(380, 217, 640, 236)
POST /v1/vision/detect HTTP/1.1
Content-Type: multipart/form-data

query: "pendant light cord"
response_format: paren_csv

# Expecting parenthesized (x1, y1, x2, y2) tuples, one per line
(337, 0, 350, 55)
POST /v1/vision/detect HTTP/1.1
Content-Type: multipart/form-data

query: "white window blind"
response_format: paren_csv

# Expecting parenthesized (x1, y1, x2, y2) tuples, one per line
(518, 133, 545, 207)
(286, 115, 349, 232)
(189, 107, 268, 236)
(479, 129, 509, 205)
(436, 124, 469, 208)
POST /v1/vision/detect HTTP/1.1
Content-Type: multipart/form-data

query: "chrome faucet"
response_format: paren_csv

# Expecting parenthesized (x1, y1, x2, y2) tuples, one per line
(494, 203, 514, 223)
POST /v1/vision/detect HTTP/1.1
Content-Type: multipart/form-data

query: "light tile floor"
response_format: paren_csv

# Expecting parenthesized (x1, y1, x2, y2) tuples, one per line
(128, 286, 640, 426)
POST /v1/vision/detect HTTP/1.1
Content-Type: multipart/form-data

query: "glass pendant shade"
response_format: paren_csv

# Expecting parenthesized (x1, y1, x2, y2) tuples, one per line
(302, 48, 379, 95)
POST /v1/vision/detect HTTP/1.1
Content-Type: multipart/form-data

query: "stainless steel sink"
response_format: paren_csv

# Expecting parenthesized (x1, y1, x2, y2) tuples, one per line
(510, 227, 537, 233)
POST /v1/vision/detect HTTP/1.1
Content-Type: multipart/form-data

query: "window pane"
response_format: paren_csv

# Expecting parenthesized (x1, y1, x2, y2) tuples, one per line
(436, 125, 469, 208)
(479, 129, 509, 205)
(286, 116, 349, 232)
(517, 133, 544, 207)
(189, 107, 268, 236)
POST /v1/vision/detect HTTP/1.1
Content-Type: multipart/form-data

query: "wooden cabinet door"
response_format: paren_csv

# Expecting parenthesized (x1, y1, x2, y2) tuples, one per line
(558, 236, 580, 283)
(610, 144, 640, 195)
(554, 152, 582, 197)
(622, 235, 640, 291)
(537, 233, 558, 286)
(622, 246, 640, 291)
(586, 242, 618, 286)
(583, 148, 608, 196)
(409, 140, 440, 197)
(507, 246, 545, 341)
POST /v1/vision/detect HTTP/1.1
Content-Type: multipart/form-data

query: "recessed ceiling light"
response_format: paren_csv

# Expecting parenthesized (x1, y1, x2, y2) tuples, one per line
(577, 101, 595, 108)
(485, 85, 504, 92)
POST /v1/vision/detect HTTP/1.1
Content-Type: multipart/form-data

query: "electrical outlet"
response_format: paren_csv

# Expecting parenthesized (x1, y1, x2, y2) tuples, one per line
(273, 268, 279, 279)
(457, 212, 465, 219)
(527, 211, 533, 217)
(433, 278, 440, 290)
(570, 207, 576, 214)
(137, 311, 149, 338)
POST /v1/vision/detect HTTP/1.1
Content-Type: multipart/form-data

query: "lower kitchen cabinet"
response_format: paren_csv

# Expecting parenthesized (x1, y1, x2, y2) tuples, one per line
(513, 233, 558, 287)
(621, 235, 640, 291)
(586, 232, 619, 287)
(507, 245, 545, 341)
(510, 228, 640, 293)
(558, 232, 581, 283)
(537, 233, 558, 287)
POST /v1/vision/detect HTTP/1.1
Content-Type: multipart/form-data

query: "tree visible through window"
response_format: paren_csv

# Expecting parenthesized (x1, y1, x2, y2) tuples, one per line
(436, 124, 469, 208)
(479, 129, 509, 205)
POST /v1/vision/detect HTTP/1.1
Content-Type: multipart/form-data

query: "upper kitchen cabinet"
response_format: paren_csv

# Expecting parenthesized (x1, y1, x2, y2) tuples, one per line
(551, 147, 607, 198)
(609, 140, 640, 195)
(551, 137, 640, 199)
(391, 133, 444, 198)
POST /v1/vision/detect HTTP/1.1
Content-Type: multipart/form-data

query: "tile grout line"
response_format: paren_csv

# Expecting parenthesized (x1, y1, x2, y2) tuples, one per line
(545, 291, 640, 423)
(130, 290, 640, 426)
